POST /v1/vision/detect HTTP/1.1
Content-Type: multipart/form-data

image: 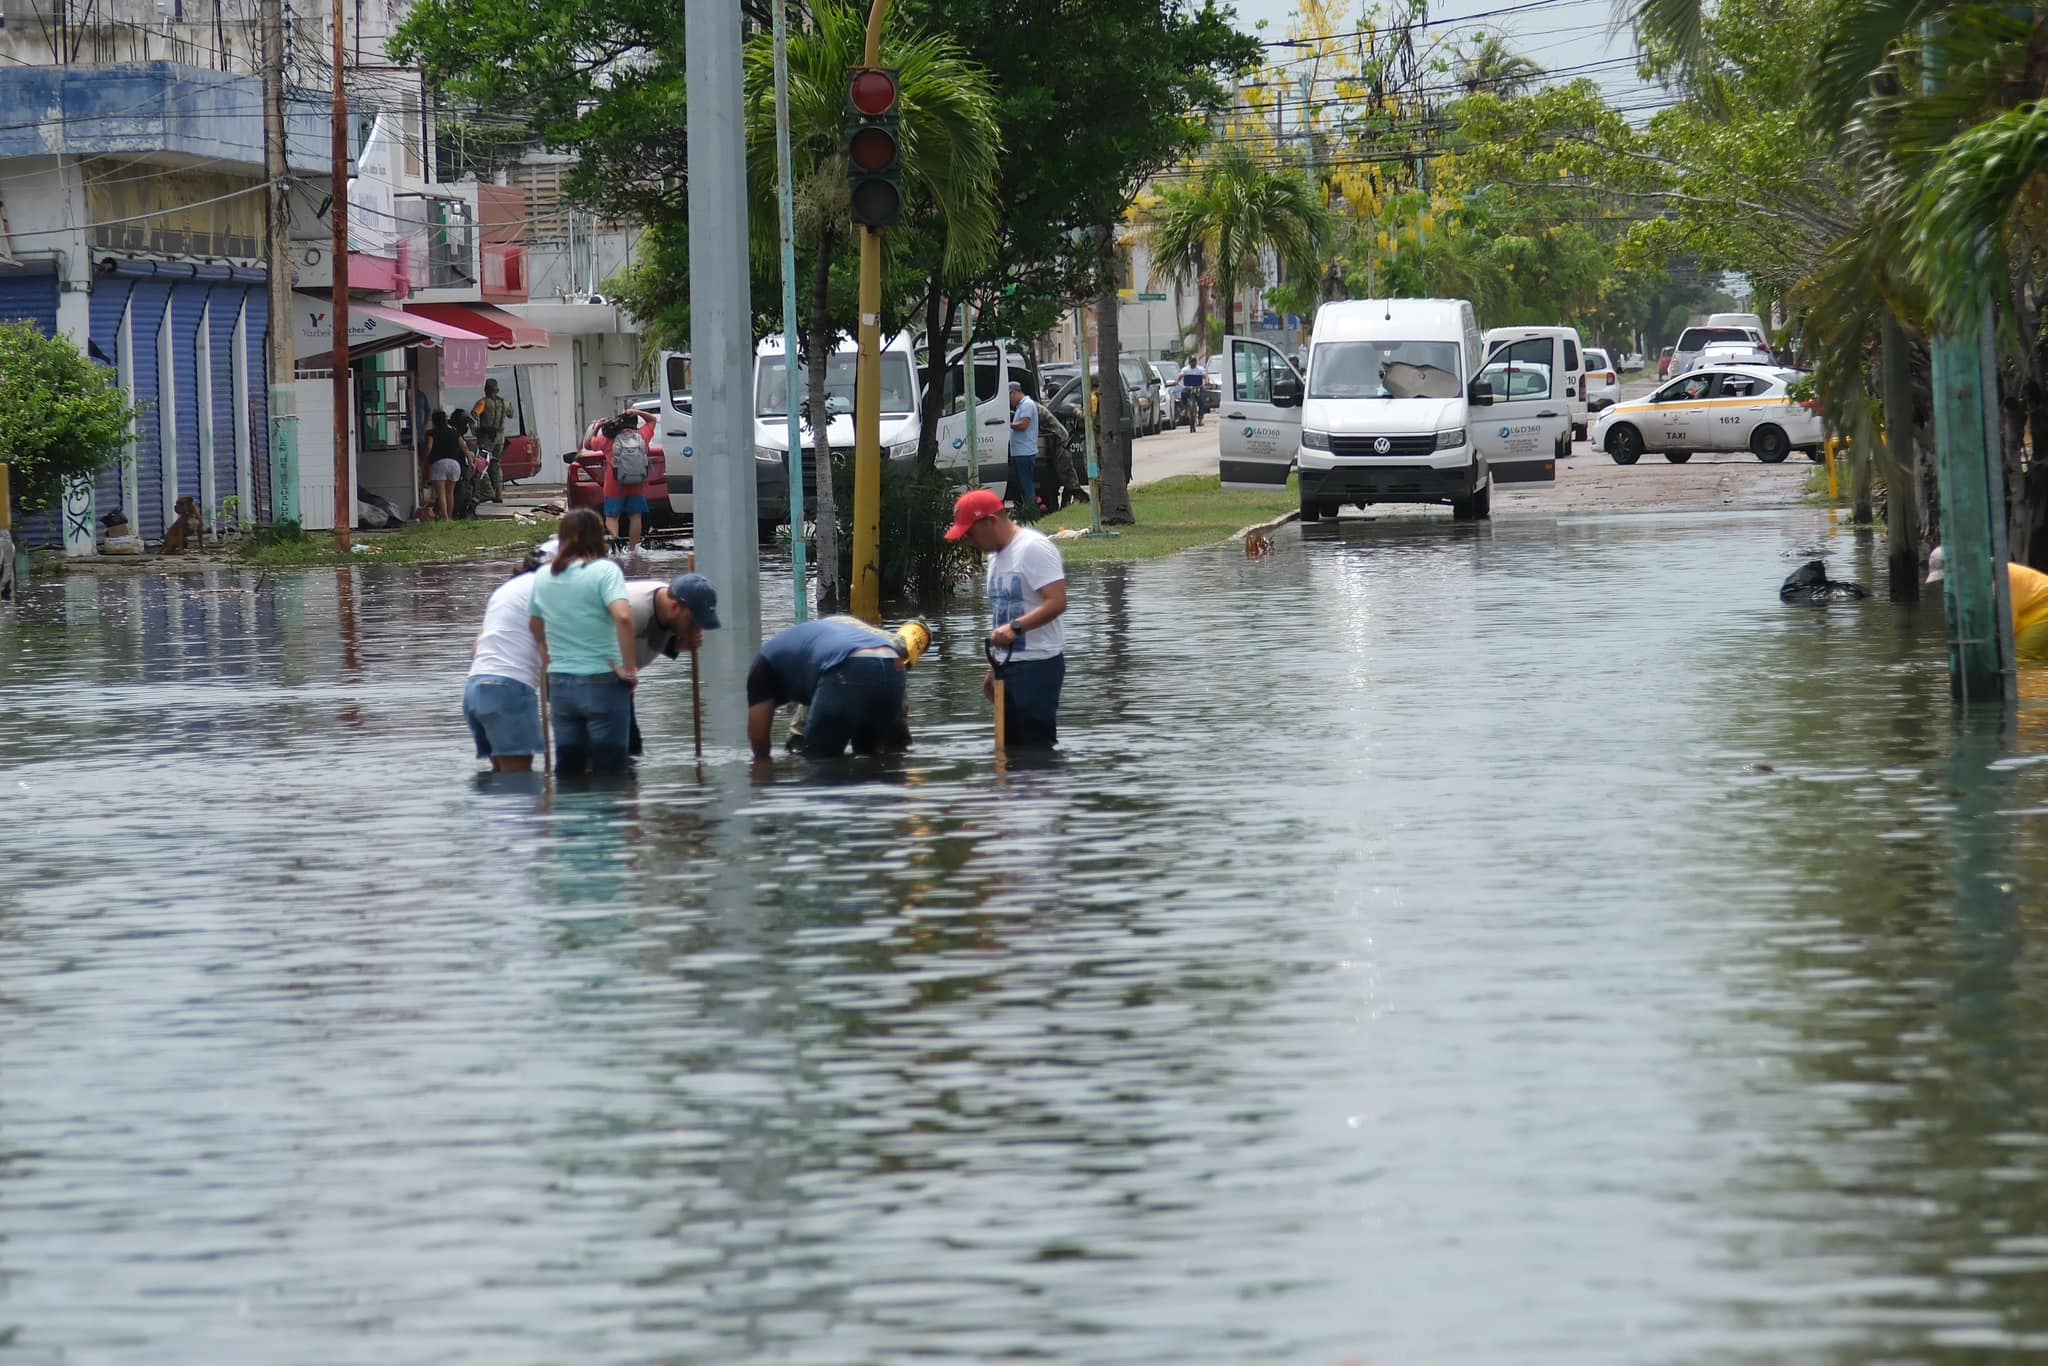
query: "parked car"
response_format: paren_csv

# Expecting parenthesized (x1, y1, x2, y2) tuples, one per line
(1039, 362, 1080, 391)
(1671, 324, 1768, 377)
(1697, 340, 1775, 369)
(1592, 365, 1822, 465)
(1658, 345, 1675, 379)
(1048, 373, 1141, 449)
(1619, 351, 1646, 372)
(1583, 347, 1621, 410)
(564, 410, 670, 522)
(481, 366, 547, 484)
(1118, 353, 1163, 435)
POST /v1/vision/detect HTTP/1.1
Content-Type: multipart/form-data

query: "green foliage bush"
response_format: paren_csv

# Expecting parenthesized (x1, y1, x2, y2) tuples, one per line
(828, 460, 975, 611)
(0, 322, 140, 519)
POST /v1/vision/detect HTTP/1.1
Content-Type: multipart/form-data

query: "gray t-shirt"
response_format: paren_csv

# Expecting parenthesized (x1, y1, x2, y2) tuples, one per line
(1008, 397, 1039, 458)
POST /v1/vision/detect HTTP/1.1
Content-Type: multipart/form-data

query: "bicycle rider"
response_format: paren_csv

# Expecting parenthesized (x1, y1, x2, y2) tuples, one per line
(1176, 355, 1207, 430)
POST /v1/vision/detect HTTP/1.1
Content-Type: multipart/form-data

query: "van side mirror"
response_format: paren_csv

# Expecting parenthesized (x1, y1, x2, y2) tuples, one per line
(1272, 375, 1303, 408)
(1467, 379, 1495, 407)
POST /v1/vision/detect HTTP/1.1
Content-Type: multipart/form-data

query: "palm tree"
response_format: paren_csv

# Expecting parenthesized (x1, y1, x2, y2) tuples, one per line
(1451, 33, 1544, 97)
(1148, 143, 1332, 337)
(741, 0, 1000, 602)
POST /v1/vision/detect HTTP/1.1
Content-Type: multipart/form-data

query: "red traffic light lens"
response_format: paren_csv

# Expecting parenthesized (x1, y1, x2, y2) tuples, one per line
(849, 126, 898, 173)
(849, 68, 898, 116)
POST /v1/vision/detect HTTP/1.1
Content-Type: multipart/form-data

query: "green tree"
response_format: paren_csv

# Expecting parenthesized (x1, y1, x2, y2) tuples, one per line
(734, 0, 1000, 601)
(1450, 33, 1544, 97)
(0, 323, 139, 521)
(1148, 143, 1334, 335)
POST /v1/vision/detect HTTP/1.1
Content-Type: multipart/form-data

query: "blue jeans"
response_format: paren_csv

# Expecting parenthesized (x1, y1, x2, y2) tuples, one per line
(1009, 455, 1038, 513)
(464, 675, 543, 758)
(998, 653, 1065, 748)
(549, 671, 635, 775)
(804, 656, 909, 757)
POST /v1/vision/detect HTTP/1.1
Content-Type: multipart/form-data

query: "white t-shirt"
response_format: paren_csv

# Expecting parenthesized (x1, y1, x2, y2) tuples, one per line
(987, 527, 1066, 662)
(469, 574, 542, 689)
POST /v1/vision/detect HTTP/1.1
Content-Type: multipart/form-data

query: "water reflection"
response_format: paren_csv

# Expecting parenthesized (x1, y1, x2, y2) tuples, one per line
(3, 513, 2048, 1361)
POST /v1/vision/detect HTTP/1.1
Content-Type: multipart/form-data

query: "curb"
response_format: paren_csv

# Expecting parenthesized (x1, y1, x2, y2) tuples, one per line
(1233, 508, 1301, 543)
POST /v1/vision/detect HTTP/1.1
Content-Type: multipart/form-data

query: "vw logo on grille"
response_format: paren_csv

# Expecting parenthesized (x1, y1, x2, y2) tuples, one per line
(1373, 436, 1392, 454)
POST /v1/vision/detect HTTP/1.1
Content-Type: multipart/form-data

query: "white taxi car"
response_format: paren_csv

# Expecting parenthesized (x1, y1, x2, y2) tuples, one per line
(1592, 365, 1822, 465)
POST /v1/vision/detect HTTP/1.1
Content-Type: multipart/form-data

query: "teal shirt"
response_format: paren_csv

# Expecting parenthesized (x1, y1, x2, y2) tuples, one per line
(529, 557, 629, 676)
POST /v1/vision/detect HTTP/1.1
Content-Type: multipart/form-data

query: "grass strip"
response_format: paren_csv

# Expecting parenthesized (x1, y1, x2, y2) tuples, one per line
(1034, 474, 1297, 562)
(236, 517, 548, 569)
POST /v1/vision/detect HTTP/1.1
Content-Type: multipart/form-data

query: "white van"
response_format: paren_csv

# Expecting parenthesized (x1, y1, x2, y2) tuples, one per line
(657, 335, 1024, 532)
(1219, 299, 1564, 522)
(934, 339, 1035, 489)
(1484, 324, 1585, 446)
(1707, 311, 1768, 338)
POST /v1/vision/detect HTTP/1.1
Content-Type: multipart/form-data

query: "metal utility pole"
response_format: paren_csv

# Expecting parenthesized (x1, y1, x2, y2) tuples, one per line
(772, 0, 808, 621)
(686, 0, 763, 728)
(849, 0, 892, 624)
(261, 0, 299, 525)
(960, 293, 979, 487)
(328, 0, 351, 552)
(1925, 27, 2014, 706)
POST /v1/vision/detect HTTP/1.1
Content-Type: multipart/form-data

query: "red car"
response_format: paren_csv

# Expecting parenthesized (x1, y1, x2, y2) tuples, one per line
(564, 408, 669, 524)
(1657, 345, 1675, 379)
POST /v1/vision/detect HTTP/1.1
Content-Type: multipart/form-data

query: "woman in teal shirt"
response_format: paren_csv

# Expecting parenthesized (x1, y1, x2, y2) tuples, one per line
(528, 509, 638, 774)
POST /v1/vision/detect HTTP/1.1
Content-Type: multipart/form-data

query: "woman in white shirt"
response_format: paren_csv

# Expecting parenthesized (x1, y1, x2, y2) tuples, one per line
(464, 546, 549, 771)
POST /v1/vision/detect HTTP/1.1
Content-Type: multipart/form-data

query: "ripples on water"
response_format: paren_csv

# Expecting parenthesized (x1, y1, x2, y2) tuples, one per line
(3, 511, 2047, 1363)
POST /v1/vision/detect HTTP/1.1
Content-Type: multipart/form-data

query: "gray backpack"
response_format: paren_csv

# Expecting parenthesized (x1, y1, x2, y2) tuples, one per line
(610, 426, 650, 486)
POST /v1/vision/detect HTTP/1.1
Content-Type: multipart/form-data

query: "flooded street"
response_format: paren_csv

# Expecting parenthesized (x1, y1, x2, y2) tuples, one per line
(5, 508, 2048, 1363)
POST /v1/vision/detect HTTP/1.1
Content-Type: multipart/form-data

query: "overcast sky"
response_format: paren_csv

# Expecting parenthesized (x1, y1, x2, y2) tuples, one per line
(1225, 0, 1663, 114)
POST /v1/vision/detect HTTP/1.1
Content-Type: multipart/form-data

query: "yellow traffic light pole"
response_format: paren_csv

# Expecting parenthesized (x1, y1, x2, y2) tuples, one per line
(850, 0, 893, 624)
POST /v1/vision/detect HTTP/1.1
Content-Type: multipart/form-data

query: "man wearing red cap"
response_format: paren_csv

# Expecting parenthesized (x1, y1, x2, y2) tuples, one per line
(944, 488, 1070, 747)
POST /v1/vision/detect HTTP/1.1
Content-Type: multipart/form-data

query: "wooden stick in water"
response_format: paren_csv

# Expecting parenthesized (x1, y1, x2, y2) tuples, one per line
(689, 551, 703, 759)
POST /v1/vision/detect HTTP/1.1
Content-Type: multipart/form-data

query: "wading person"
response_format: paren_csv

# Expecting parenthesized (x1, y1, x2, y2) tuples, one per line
(747, 617, 914, 760)
(528, 509, 638, 775)
(945, 488, 1069, 748)
(620, 571, 721, 754)
(420, 409, 464, 523)
(473, 378, 510, 502)
(1006, 381, 1040, 520)
(464, 547, 548, 772)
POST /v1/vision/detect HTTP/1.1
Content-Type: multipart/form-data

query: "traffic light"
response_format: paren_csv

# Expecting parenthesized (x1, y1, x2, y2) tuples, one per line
(845, 66, 902, 228)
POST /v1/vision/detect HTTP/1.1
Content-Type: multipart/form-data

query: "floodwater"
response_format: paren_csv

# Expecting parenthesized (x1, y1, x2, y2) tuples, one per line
(4, 509, 2048, 1364)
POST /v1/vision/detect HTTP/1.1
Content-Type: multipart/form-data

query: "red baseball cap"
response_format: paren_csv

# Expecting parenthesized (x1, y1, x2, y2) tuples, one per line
(944, 488, 1006, 541)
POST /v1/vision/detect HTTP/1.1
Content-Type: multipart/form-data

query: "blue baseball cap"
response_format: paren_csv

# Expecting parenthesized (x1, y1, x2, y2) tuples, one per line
(667, 572, 721, 629)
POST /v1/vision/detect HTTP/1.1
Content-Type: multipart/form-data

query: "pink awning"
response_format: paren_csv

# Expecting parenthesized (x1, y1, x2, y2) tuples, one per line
(356, 303, 489, 386)
(405, 302, 549, 350)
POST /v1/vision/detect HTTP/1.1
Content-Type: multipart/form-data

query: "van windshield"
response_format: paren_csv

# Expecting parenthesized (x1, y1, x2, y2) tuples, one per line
(1309, 340, 1463, 399)
(756, 353, 916, 417)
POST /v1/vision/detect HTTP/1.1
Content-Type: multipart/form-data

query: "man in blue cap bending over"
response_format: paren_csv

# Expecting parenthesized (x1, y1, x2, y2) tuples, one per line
(621, 570, 720, 755)
(748, 617, 914, 760)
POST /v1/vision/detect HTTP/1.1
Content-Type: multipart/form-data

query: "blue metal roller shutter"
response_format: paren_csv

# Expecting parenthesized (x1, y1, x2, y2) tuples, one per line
(0, 264, 57, 336)
(125, 282, 171, 544)
(168, 283, 206, 523)
(244, 287, 272, 521)
(91, 279, 137, 521)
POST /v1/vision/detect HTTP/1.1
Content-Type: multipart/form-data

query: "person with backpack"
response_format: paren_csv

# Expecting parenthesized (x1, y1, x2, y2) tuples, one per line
(602, 411, 652, 553)
(472, 379, 511, 502)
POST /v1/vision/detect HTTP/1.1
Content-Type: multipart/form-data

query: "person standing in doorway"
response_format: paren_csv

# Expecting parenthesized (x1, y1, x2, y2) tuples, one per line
(1006, 381, 1040, 520)
(528, 509, 638, 775)
(473, 378, 511, 502)
(420, 409, 464, 523)
(945, 488, 1069, 748)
